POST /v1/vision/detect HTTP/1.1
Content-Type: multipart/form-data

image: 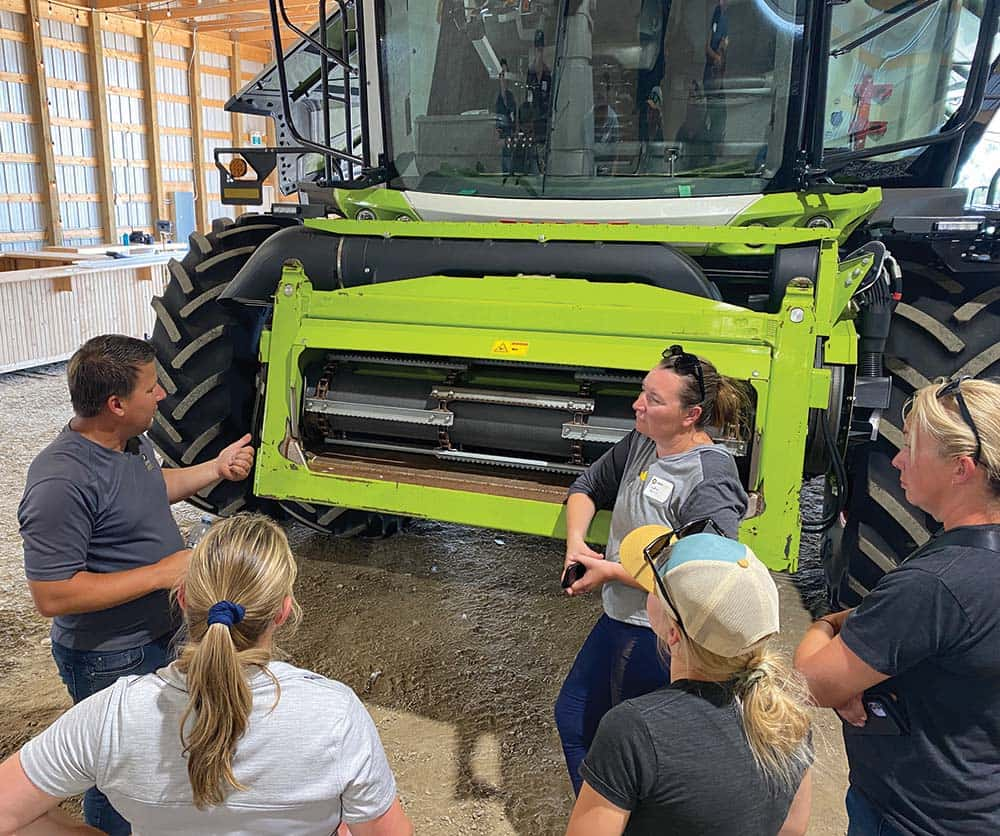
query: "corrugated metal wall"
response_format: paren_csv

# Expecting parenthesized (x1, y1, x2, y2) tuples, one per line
(0, 263, 169, 373)
(0, 9, 272, 250)
(155, 40, 196, 199)
(105, 29, 153, 236)
(43, 18, 102, 248)
(200, 48, 233, 222)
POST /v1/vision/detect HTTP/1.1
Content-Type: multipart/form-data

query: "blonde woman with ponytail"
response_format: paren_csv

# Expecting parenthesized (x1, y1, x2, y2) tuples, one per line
(0, 514, 412, 836)
(566, 530, 813, 836)
(557, 346, 751, 794)
(796, 377, 1000, 835)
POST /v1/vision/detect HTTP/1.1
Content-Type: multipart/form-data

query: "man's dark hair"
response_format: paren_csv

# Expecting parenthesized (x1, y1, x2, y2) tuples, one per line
(67, 334, 155, 418)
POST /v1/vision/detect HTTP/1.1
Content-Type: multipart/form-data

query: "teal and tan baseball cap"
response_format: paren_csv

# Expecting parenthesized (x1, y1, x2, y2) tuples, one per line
(620, 528, 780, 657)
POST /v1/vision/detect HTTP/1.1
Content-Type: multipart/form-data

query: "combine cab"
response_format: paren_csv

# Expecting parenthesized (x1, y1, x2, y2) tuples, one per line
(149, 0, 1000, 602)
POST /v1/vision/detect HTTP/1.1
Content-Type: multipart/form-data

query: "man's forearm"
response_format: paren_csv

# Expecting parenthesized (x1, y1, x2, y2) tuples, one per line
(28, 551, 188, 617)
(162, 460, 218, 503)
(793, 620, 836, 670)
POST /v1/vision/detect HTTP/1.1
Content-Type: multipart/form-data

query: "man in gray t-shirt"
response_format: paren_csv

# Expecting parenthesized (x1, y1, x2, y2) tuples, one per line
(18, 334, 255, 836)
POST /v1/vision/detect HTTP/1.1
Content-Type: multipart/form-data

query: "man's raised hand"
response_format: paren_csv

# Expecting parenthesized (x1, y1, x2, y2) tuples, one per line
(215, 433, 255, 482)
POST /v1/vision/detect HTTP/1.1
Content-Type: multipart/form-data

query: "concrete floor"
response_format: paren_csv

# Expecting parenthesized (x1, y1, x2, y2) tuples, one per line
(0, 365, 849, 834)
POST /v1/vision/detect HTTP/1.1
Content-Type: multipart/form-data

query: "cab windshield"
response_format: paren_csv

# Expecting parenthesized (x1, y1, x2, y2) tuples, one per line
(379, 0, 805, 199)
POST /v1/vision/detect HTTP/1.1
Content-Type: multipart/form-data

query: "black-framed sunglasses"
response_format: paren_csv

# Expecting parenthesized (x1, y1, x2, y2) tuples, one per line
(663, 344, 706, 403)
(936, 377, 982, 464)
(642, 518, 725, 630)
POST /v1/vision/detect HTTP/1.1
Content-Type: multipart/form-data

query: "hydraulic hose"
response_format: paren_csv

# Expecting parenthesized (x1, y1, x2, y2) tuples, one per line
(801, 405, 849, 534)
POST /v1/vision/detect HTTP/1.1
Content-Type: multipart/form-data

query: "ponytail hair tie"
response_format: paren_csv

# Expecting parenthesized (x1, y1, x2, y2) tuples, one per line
(207, 600, 245, 627)
(741, 667, 767, 688)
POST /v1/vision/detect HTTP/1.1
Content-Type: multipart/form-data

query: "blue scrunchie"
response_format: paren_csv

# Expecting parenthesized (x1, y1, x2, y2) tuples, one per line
(206, 600, 245, 628)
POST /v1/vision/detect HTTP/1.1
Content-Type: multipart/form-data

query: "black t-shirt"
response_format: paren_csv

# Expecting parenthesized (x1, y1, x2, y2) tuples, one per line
(840, 525, 1000, 836)
(581, 679, 810, 835)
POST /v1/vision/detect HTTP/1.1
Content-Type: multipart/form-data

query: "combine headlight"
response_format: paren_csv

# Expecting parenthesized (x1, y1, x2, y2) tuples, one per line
(806, 215, 834, 228)
(356, 209, 377, 221)
(933, 219, 982, 233)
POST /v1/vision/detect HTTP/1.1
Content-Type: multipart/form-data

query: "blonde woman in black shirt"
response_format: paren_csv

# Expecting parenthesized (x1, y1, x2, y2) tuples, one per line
(796, 377, 1000, 835)
(566, 530, 813, 836)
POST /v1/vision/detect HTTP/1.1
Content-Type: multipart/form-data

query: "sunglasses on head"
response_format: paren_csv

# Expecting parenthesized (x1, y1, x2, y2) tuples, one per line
(642, 517, 725, 630)
(936, 377, 982, 464)
(663, 344, 706, 403)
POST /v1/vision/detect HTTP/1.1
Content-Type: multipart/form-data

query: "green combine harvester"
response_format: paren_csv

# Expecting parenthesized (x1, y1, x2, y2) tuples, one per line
(149, 0, 1000, 606)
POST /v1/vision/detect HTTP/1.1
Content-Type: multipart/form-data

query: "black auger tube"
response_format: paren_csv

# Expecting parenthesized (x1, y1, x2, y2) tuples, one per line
(220, 224, 721, 305)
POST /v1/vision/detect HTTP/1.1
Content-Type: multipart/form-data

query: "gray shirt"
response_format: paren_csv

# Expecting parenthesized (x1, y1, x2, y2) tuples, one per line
(20, 661, 398, 834)
(569, 431, 748, 627)
(19, 426, 185, 651)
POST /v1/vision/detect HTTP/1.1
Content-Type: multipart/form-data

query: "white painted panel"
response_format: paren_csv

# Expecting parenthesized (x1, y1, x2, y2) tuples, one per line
(0, 262, 172, 373)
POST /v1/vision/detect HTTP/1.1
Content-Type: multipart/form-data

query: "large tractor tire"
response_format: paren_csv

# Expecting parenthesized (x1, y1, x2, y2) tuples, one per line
(149, 214, 394, 536)
(828, 262, 1000, 607)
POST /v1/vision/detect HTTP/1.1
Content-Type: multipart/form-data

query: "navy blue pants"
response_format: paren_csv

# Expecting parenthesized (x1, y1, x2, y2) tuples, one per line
(555, 613, 670, 794)
(51, 633, 174, 835)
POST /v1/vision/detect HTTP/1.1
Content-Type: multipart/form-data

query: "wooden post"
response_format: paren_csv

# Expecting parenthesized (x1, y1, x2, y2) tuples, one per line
(87, 12, 117, 244)
(141, 22, 165, 226)
(25, 0, 64, 246)
(189, 32, 208, 232)
(231, 41, 242, 148)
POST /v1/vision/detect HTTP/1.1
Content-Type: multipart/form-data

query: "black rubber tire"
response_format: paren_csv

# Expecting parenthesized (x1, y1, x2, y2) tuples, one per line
(148, 213, 389, 536)
(828, 260, 1000, 607)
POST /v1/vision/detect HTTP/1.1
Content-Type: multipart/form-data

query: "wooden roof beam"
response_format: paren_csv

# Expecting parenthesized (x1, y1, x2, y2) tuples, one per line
(93, 0, 145, 9)
(145, 0, 319, 21)
(235, 28, 299, 45)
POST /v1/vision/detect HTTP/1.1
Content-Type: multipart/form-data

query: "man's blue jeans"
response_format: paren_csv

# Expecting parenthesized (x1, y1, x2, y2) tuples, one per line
(847, 787, 905, 836)
(51, 633, 174, 836)
(555, 613, 670, 795)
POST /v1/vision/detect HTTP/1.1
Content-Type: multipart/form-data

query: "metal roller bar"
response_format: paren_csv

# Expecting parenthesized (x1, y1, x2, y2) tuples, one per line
(430, 386, 595, 413)
(561, 422, 630, 444)
(304, 398, 454, 426)
(573, 371, 644, 385)
(435, 449, 585, 474)
(332, 353, 470, 371)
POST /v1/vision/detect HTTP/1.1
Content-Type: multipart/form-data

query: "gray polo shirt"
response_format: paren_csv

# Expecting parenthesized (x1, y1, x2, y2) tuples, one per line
(19, 426, 184, 651)
(569, 431, 748, 627)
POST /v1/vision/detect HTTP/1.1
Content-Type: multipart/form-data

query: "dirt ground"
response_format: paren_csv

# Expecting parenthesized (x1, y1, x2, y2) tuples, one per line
(0, 365, 848, 834)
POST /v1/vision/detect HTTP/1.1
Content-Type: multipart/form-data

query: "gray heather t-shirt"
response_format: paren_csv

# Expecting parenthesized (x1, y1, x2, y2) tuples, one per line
(19, 426, 185, 651)
(569, 432, 748, 627)
(20, 661, 398, 834)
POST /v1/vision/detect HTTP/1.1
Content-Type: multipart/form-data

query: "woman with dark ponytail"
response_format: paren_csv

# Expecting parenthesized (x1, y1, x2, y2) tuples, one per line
(0, 514, 412, 836)
(556, 346, 751, 793)
(566, 530, 813, 835)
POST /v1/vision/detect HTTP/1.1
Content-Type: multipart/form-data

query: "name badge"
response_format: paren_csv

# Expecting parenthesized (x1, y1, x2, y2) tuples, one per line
(643, 475, 674, 504)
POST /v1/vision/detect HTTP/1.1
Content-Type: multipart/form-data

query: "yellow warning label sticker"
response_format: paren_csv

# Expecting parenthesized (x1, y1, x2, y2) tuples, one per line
(491, 339, 530, 357)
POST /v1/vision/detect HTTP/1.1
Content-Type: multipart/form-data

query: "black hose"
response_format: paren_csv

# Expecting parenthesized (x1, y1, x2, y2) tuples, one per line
(801, 408, 849, 533)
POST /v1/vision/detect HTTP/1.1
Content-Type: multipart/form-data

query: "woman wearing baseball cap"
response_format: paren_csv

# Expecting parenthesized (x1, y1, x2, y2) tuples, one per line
(566, 530, 813, 836)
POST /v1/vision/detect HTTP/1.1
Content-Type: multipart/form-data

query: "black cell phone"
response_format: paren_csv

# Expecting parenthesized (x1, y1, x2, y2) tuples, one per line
(843, 691, 909, 736)
(561, 562, 586, 589)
